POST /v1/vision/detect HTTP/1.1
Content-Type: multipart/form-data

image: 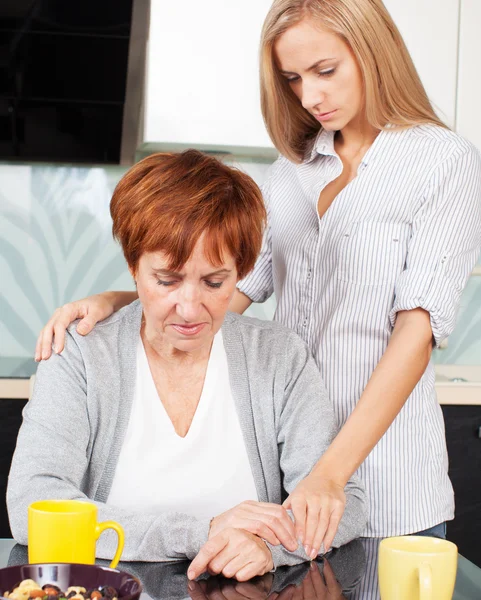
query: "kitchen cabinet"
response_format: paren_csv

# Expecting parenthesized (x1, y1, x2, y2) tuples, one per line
(442, 405, 481, 567)
(456, 0, 481, 150)
(141, 0, 276, 160)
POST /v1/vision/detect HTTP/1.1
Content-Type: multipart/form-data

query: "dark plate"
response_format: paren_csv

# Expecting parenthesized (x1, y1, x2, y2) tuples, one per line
(0, 564, 142, 600)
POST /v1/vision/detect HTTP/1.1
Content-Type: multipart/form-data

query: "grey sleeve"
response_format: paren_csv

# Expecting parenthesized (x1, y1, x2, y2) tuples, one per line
(6, 335, 210, 563)
(269, 332, 367, 568)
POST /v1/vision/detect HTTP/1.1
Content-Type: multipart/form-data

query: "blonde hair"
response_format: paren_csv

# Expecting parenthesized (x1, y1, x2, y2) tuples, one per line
(261, 0, 447, 163)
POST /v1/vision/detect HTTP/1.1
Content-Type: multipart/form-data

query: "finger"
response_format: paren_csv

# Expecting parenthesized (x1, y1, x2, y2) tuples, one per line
(221, 553, 252, 579)
(322, 508, 343, 553)
(39, 324, 55, 360)
(187, 580, 209, 600)
(322, 560, 341, 594)
(231, 581, 269, 600)
(288, 497, 308, 546)
(35, 329, 44, 362)
(300, 570, 316, 600)
(308, 561, 326, 597)
(239, 506, 296, 551)
(221, 584, 252, 600)
(188, 534, 230, 579)
(234, 561, 268, 582)
(207, 543, 242, 577)
(204, 586, 227, 600)
(311, 509, 331, 559)
(76, 316, 96, 336)
(303, 502, 322, 558)
(242, 518, 281, 547)
(52, 321, 68, 354)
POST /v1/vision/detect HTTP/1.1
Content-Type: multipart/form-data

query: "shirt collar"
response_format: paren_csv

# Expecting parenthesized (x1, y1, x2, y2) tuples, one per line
(304, 128, 337, 163)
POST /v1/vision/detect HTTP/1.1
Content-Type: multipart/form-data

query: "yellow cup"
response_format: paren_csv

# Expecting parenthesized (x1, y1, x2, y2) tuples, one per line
(378, 536, 457, 600)
(28, 500, 124, 569)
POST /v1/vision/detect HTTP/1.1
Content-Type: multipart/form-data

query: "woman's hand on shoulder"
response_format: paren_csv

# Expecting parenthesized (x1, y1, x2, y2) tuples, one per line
(188, 528, 273, 581)
(35, 292, 120, 361)
(283, 475, 346, 558)
(209, 500, 298, 551)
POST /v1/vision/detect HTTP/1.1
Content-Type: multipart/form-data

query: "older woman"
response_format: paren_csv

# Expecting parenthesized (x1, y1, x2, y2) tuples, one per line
(8, 150, 366, 581)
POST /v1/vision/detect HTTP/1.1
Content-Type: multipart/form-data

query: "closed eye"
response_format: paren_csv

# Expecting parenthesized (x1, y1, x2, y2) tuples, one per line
(205, 280, 223, 289)
(319, 68, 335, 77)
(156, 279, 178, 287)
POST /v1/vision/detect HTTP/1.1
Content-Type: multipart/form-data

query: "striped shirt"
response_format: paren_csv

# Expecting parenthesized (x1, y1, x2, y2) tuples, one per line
(238, 124, 481, 537)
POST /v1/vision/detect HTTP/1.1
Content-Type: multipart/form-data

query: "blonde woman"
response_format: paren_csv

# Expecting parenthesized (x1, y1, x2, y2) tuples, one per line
(36, 0, 481, 559)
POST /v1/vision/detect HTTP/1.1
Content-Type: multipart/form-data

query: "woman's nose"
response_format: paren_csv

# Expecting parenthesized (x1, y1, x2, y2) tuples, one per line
(176, 286, 203, 321)
(301, 80, 325, 112)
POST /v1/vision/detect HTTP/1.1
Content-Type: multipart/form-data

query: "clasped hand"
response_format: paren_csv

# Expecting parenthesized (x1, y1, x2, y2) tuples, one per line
(188, 500, 297, 581)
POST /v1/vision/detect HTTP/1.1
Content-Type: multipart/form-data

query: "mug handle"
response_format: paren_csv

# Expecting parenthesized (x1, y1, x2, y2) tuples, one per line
(419, 562, 432, 600)
(95, 521, 125, 569)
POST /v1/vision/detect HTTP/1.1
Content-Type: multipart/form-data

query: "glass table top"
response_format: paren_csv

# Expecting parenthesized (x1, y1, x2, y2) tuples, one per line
(0, 538, 480, 600)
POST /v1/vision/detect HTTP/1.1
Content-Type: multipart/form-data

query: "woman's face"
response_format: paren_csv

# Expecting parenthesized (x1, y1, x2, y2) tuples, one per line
(274, 18, 365, 132)
(134, 235, 238, 356)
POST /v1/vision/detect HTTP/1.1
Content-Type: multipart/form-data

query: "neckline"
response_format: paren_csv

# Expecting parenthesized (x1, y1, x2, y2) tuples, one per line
(138, 330, 223, 440)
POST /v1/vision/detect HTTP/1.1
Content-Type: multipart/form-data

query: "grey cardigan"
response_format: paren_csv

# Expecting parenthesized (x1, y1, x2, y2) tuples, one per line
(7, 301, 367, 566)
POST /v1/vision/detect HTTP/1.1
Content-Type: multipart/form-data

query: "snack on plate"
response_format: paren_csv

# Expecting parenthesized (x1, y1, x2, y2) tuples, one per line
(2, 581, 118, 600)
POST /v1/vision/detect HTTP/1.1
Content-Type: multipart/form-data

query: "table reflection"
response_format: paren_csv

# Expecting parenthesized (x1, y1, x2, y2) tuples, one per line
(7, 539, 377, 599)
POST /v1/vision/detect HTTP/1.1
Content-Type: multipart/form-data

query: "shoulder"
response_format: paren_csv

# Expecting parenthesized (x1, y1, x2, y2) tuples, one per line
(409, 124, 481, 164)
(222, 312, 310, 357)
(261, 155, 294, 194)
(66, 300, 142, 350)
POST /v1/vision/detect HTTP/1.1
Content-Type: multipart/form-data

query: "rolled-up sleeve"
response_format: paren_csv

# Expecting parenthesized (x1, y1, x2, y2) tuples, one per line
(389, 144, 481, 347)
(237, 162, 277, 302)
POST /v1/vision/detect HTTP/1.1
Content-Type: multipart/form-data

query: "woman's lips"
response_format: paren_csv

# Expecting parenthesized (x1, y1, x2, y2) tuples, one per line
(314, 109, 337, 122)
(171, 323, 206, 336)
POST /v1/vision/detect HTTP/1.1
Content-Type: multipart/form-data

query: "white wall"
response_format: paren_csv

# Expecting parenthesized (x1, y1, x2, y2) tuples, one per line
(456, 0, 481, 150)
(383, 0, 460, 128)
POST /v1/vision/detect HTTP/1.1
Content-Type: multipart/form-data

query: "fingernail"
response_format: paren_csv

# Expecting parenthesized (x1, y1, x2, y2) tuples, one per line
(34, 356, 39, 362)
(187, 569, 194, 580)
(304, 545, 311, 556)
(310, 548, 317, 559)
(188, 581, 195, 590)
(310, 562, 316, 571)
(52, 344, 57, 353)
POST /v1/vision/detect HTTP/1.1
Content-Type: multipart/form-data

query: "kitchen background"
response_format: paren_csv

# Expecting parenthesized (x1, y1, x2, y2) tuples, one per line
(0, 0, 481, 566)
(0, 160, 480, 366)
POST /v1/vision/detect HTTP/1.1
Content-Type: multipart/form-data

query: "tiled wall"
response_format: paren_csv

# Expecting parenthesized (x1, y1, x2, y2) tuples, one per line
(0, 161, 479, 365)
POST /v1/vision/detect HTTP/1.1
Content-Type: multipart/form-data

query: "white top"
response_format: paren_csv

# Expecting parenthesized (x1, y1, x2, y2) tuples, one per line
(239, 124, 481, 536)
(108, 331, 258, 519)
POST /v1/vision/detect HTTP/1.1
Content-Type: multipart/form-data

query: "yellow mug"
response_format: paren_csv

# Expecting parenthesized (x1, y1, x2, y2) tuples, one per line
(28, 500, 124, 569)
(378, 536, 458, 600)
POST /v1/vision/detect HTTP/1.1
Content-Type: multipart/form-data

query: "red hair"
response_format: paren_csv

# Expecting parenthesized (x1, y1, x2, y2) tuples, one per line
(110, 150, 266, 278)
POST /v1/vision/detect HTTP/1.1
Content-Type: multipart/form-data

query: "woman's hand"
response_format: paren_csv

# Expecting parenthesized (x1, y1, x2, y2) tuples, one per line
(209, 501, 298, 551)
(188, 528, 273, 581)
(283, 475, 346, 559)
(35, 291, 135, 361)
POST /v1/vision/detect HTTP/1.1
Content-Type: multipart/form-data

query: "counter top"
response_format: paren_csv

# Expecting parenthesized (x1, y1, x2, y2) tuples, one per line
(1, 359, 481, 405)
(0, 537, 480, 599)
